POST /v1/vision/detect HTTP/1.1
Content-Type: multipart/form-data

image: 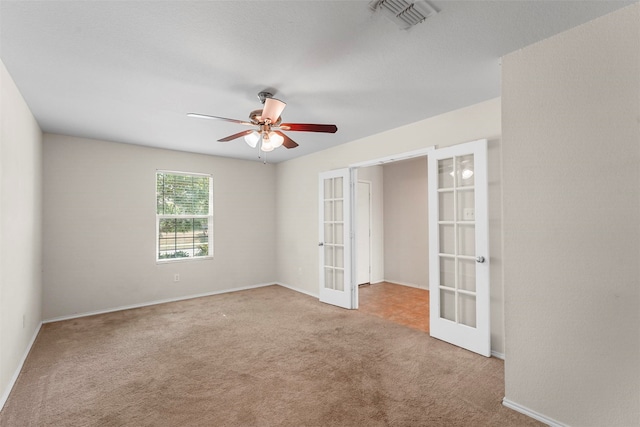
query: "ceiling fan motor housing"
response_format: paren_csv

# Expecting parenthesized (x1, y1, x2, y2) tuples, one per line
(257, 91, 274, 105)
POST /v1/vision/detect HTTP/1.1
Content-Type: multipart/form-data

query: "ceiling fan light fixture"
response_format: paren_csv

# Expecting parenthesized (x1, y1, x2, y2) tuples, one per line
(261, 132, 275, 152)
(268, 131, 284, 149)
(261, 140, 275, 152)
(244, 131, 260, 148)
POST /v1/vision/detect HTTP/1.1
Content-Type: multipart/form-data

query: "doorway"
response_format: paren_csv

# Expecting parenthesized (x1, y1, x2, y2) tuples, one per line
(319, 140, 490, 356)
(356, 157, 430, 333)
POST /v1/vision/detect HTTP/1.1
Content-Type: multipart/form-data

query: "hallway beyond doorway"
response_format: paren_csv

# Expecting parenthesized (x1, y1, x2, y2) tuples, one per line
(359, 282, 429, 333)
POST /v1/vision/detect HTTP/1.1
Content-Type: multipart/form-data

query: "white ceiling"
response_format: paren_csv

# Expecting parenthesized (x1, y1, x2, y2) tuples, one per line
(0, 1, 634, 163)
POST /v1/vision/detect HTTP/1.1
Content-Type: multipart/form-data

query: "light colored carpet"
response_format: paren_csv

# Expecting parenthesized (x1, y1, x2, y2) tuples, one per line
(0, 285, 541, 426)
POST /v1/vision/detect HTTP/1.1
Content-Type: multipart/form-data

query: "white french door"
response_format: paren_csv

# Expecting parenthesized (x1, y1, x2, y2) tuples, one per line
(428, 139, 490, 357)
(318, 168, 353, 309)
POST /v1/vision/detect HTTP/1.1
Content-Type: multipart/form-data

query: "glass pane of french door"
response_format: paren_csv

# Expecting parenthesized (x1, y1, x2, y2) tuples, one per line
(437, 153, 476, 327)
(323, 175, 345, 291)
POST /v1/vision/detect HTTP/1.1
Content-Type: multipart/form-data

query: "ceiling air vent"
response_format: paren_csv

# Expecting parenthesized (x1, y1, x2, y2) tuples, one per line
(369, 0, 438, 30)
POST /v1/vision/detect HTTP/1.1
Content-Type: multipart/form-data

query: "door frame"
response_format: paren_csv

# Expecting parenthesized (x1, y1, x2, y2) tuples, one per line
(348, 147, 436, 310)
(349, 147, 436, 169)
(356, 180, 372, 286)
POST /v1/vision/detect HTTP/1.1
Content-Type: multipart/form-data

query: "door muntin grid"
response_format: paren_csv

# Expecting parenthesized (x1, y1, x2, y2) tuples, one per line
(437, 154, 477, 328)
(323, 176, 345, 291)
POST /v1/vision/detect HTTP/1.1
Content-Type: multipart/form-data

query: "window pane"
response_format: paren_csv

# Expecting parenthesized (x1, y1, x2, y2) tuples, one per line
(440, 289, 455, 322)
(193, 218, 209, 256)
(456, 154, 475, 187)
(438, 158, 454, 189)
(439, 224, 454, 254)
(324, 201, 334, 221)
(440, 256, 455, 288)
(439, 191, 454, 221)
(458, 223, 475, 256)
(333, 177, 343, 198)
(458, 258, 476, 292)
(324, 267, 334, 290)
(324, 178, 333, 199)
(157, 172, 210, 215)
(158, 218, 209, 259)
(459, 293, 476, 328)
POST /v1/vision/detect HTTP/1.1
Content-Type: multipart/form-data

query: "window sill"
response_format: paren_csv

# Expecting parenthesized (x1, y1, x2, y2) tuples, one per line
(156, 256, 214, 265)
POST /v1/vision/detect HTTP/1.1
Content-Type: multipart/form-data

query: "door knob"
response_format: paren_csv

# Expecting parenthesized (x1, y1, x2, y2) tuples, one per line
(476, 256, 485, 263)
(318, 242, 324, 247)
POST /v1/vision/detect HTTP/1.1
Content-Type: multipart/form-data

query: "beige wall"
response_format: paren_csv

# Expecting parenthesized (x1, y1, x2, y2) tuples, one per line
(0, 61, 43, 406)
(42, 134, 277, 320)
(356, 165, 384, 284)
(276, 97, 505, 353)
(383, 158, 428, 289)
(502, 4, 639, 426)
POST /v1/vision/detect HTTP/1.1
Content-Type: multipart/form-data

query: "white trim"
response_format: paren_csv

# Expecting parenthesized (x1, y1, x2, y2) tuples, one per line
(491, 350, 504, 360)
(383, 279, 427, 290)
(42, 282, 318, 324)
(43, 282, 275, 323)
(349, 146, 436, 168)
(157, 214, 211, 219)
(502, 398, 566, 427)
(356, 180, 373, 288)
(155, 169, 212, 178)
(350, 168, 358, 309)
(155, 255, 213, 265)
(1, 322, 43, 411)
(277, 282, 319, 298)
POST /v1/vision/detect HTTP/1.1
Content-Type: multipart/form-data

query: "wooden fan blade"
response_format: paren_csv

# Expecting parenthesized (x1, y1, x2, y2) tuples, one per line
(187, 113, 253, 126)
(218, 130, 254, 142)
(274, 131, 299, 149)
(279, 123, 338, 133)
(261, 98, 286, 123)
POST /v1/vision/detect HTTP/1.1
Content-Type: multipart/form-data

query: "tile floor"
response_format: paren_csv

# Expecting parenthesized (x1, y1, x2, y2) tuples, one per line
(358, 281, 430, 333)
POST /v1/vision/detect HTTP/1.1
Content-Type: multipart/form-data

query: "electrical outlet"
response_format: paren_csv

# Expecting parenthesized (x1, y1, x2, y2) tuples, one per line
(174, 274, 180, 282)
(22, 314, 26, 328)
(463, 208, 475, 221)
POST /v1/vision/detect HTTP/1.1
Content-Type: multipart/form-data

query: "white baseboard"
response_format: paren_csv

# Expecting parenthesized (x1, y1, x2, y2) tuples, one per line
(276, 282, 319, 299)
(502, 398, 567, 427)
(1, 321, 43, 411)
(491, 351, 505, 360)
(43, 282, 276, 324)
(382, 279, 428, 290)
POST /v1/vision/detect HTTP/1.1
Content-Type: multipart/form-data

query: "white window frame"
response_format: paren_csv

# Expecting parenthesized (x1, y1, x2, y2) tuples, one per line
(156, 170, 214, 263)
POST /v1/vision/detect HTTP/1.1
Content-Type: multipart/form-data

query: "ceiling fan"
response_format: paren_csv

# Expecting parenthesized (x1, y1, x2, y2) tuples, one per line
(187, 91, 338, 153)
